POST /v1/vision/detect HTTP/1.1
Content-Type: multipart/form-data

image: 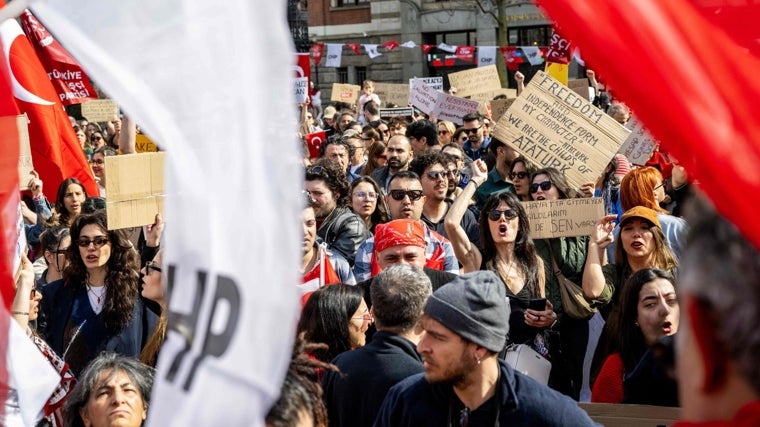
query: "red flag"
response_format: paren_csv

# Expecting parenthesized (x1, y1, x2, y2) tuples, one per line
(499, 46, 523, 70)
(421, 44, 435, 54)
(306, 130, 325, 159)
(20, 10, 97, 106)
(545, 28, 572, 64)
(536, 0, 760, 249)
(310, 42, 324, 65)
(455, 46, 475, 62)
(382, 40, 399, 51)
(0, 19, 97, 201)
(345, 43, 361, 55)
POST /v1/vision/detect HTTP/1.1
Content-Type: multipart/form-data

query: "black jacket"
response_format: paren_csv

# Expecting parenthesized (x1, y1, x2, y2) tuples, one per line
(317, 205, 369, 266)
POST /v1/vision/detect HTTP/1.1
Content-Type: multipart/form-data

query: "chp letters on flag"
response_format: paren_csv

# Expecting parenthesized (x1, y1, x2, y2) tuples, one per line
(477, 46, 497, 67)
(325, 43, 342, 67)
(29, 0, 301, 425)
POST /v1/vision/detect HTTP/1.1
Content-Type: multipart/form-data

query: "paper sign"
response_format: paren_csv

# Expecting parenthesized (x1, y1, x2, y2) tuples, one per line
(81, 99, 118, 122)
(12, 115, 34, 190)
(490, 99, 515, 122)
(618, 120, 657, 166)
(408, 79, 439, 115)
(492, 70, 630, 189)
(435, 93, 480, 124)
(568, 79, 590, 102)
(294, 77, 309, 104)
(409, 76, 443, 92)
(105, 152, 164, 230)
(522, 198, 604, 239)
(374, 83, 409, 107)
(379, 107, 414, 118)
(294, 52, 311, 104)
(331, 83, 361, 105)
(447, 65, 502, 98)
(135, 134, 158, 153)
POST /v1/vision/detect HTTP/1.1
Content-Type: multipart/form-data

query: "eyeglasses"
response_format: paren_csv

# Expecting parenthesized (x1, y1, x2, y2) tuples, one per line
(305, 165, 328, 179)
(389, 189, 424, 201)
(464, 125, 482, 135)
(446, 170, 460, 179)
(375, 154, 387, 160)
(145, 260, 162, 274)
(510, 171, 528, 180)
(353, 191, 378, 200)
(487, 208, 518, 221)
(89, 159, 105, 165)
(379, 129, 390, 135)
(425, 170, 448, 180)
(51, 247, 69, 255)
(91, 136, 102, 141)
(654, 183, 663, 191)
(437, 130, 450, 135)
(77, 236, 110, 248)
(530, 181, 553, 193)
(352, 312, 373, 324)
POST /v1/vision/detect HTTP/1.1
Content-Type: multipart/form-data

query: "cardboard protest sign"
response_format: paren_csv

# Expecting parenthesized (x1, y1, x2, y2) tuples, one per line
(618, 120, 657, 166)
(567, 79, 590, 102)
(330, 83, 360, 105)
(468, 88, 517, 103)
(490, 99, 515, 122)
(448, 65, 502, 98)
(409, 76, 443, 92)
(135, 134, 158, 153)
(379, 107, 414, 119)
(374, 83, 409, 107)
(81, 99, 118, 122)
(493, 70, 630, 189)
(522, 198, 604, 239)
(409, 79, 479, 123)
(105, 152, 164, 230)
(13, 115, 34, 190)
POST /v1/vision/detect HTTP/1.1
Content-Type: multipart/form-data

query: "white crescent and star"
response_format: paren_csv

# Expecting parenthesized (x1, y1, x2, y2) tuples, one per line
(0, 19, 54, 106)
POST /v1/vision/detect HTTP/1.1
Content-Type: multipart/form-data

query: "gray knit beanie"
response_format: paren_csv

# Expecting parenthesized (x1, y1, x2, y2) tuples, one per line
(423, 270, 510, 353)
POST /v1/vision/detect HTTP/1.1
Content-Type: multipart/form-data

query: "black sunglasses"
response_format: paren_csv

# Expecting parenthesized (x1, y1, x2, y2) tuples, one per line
(146, 261, 162, 274)
(389, 189, 424, 201)
(425, 170, 448, 180)
(530, 181, 552, 193)
(464, 125, 482, 134)
(510, 171, 528, 180)
(305, 165, 329, 180)
(77, 236, 110, 248)
(487, 208, 518, 221)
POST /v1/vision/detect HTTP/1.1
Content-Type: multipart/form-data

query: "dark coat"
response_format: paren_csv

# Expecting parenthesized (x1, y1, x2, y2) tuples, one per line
(317, 205, 369, 266)
(323, 331, 423, 427)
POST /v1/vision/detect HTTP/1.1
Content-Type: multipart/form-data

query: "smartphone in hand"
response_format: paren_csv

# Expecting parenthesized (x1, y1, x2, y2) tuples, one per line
(528, 298, 547, 311)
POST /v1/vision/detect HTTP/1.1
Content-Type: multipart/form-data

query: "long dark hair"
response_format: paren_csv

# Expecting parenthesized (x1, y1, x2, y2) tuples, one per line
(65, 211, 140, 333)
(54, 177, 89, 226)
(296, 284, 364, 362)
(611, 268, 676, 373)
(348, 176, 389, 233)
(531, 167, 577, 199)
(479, 192, 541, 298)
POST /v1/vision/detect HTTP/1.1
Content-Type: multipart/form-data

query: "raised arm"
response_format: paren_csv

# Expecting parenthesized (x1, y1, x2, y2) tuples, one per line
(444, 159, 486, 272)
(515, 71, 525, 97)
(582, 214, 616, 299)
(119, 114, 137, 154)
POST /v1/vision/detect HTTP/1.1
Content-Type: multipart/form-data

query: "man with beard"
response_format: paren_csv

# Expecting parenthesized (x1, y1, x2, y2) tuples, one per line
(371, 134, 413, 194)
(375, 271, 598, 426)
(409, 151, 479, 247)
(461, 113, 491, 161)
(353, 172, 458, 281)
(305, 159, 369, 266)
(474, 137, 517, 211)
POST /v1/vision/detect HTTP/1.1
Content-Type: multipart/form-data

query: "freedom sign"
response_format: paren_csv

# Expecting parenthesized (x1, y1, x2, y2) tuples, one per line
(492, 71, 630, 188)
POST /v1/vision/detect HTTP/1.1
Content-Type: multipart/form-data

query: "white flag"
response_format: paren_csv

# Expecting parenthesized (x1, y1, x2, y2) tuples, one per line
(477, 46, 497, 67)
(364, 44, 381, 59)
(30, 1, 301, 426)
(326, 43, 343, 67)
(437, 42, 457, 53)
(521, 46, 544, 66)
(400, 40, 417, 48)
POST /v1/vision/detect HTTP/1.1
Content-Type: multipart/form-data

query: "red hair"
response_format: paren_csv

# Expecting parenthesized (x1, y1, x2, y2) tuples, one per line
(619, 166, 668, 213)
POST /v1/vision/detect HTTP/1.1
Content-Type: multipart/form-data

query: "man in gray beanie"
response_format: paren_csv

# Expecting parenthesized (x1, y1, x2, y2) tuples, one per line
(374, 270, 598, 426)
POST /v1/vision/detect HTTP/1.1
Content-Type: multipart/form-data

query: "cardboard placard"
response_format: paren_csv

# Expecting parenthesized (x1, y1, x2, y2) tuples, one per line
(409, 79, 479, 123)
(567, 79, 591, 102)
(409, 76, 443, 92)
(81, 99, 118, 122)
(379, 107, 414, 118)
(492, 70, 630, 189)
(105, 152, 165, 230)
(522, 198, 604, 239)
(330, 83, 360, 104)
(578, 403, 681, 427)
(374, 83, 409, 107)
(618, 120, 657, 166)
(447, 65, 502, 98)
(490, 99, 515, 122)
(468, 88, 517, 103)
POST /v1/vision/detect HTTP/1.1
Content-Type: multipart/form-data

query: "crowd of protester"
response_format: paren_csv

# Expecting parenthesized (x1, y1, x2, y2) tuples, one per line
(8, 72, 760, 427)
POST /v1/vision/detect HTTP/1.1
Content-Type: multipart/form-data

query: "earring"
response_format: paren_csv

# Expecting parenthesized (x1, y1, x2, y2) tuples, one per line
(635, 322, 639, 327)
(476, 357, 481, 365)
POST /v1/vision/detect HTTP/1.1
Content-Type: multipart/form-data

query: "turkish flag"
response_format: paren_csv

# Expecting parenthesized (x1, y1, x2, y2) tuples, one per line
(306, 130, 325, 159)
(345, 43, 361, 55)
(0, 19, 97, 201)
(382, 40, 399, 51)
(20, 10, 97, 106)
(536, 0, 760, 249)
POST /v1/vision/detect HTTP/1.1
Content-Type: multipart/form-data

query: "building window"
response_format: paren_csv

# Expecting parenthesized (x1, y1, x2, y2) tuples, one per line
(507, 26, 552, 46)
(336, 0, 370, 6)
(337, 67, 349, 84)
(356, 66, 367, 85)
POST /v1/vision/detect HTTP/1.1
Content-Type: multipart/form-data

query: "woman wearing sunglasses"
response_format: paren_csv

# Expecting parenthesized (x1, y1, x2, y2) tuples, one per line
(529, 167, 591, 399)
(509, 156, 538, 202)
(140, 250, 166, 367)
(40, 211, 159, 376)
(37, 225, 71, 287)
(444, 159, 552, 348)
